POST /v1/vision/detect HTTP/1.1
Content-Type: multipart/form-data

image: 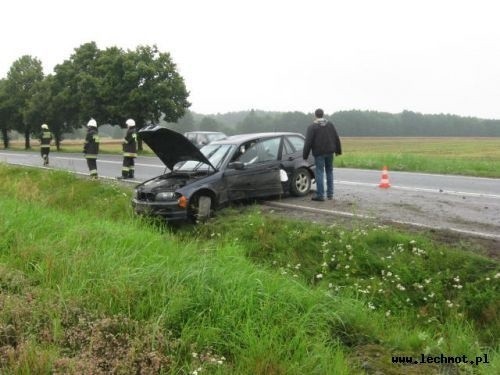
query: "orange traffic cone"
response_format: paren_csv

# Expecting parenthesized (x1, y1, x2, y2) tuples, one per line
(379, 166, 391, 188)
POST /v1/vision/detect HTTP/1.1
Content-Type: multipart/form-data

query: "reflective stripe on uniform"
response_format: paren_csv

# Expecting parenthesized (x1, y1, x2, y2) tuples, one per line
(123, 152, 137, 157)
(85, 154, 98, 159)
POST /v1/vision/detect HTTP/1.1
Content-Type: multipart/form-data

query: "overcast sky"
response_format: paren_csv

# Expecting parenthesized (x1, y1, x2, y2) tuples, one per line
(2, 0, 499, 119)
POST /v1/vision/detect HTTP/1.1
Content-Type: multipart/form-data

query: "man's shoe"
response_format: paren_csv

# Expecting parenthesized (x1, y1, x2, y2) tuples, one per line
(311, 196, 325, 202)
(327, 196, 333, 200)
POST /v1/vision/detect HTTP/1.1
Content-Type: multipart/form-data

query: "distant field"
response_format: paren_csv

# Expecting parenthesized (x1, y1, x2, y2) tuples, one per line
(338, 137, 500, 178)
(8, 138, 154, 155)
(6, 136, 500, 177)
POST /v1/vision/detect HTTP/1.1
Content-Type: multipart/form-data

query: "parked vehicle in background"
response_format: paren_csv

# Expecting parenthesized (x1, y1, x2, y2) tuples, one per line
(183, 131, 227, 148)
(133, 126, 315, 222)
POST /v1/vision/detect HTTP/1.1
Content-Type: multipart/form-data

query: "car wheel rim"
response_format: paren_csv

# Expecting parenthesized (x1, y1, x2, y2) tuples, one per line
(295, 173, 309, 193)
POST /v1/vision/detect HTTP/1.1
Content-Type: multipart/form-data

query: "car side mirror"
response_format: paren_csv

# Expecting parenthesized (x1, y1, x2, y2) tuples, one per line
(228, 161, 245, 170)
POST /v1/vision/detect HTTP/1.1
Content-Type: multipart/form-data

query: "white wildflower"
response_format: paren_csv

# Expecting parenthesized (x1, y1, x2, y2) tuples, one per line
(316, 273, 323, 279)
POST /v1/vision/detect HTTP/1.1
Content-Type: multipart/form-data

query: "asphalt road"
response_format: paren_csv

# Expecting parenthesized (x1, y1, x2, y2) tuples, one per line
(2, 149, 500, 242)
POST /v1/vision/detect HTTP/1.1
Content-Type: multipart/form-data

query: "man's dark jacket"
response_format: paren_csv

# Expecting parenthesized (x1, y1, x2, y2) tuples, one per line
(303, 118, 342, 159)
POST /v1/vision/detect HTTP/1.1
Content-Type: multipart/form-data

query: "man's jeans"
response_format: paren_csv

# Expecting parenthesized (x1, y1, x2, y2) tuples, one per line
(314, 154, 334, 198)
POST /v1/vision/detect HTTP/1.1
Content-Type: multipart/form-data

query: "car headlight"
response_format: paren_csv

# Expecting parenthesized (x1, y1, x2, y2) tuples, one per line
(133, 190, 138, 199)
(155, 192, 177, 201)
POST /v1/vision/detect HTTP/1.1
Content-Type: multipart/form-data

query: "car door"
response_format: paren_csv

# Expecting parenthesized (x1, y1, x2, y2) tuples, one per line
(224, 137, 284, 200)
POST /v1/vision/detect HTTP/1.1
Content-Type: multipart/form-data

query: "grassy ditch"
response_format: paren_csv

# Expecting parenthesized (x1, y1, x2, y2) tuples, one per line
(0, 164, 498, 374)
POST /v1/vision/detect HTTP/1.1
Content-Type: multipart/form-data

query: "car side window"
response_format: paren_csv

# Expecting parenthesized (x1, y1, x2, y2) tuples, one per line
(286, 135, 305, 152)
(282, 138, 294, 155)
(233, 141, 259, 164)
(256, 137, 280, 162)
(232, 137, 280, 165)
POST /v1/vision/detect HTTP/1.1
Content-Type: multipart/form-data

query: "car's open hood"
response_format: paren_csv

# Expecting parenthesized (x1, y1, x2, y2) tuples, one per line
(139, 125, 216, 171)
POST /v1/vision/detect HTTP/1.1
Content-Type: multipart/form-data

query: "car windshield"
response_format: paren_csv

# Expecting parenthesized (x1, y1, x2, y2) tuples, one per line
(174, 144, 234, 172)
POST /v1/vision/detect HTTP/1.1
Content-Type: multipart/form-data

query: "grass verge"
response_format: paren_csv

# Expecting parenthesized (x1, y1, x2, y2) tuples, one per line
(0, 164, 498, 374)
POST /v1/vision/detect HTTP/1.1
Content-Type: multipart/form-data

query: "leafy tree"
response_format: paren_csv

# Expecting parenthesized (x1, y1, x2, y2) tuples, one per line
(0, 79, 14, 148)
(4, 55, 44, 149)
(237, 109, 262, 133)
(53, 42, 190, 150)
(164, 110, 196, 132)
(25, 75, 74, 150)
(198, 116, 223, 131)
(52, 42, 103, 129)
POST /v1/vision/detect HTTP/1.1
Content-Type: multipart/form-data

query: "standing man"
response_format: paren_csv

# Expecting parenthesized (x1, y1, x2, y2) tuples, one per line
(83, 118, 100, 179)
(303, 108, 342, 201)
(118, 118, 138, 179)
(39, 123, 53, 166)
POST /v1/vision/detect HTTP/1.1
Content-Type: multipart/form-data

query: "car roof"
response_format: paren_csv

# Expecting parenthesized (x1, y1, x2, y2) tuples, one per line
(209, 132, 304, 145)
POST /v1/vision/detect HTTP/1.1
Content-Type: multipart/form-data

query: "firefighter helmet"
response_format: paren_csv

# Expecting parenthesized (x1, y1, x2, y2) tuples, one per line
(126, 118, 135, 127)
(41, 124, 49, 130)
(87, 118, 97, 127)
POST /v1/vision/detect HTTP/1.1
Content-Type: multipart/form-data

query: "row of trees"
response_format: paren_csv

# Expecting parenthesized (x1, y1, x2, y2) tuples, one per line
(166, 109, 500, 137)
(0, 42, 190, 149)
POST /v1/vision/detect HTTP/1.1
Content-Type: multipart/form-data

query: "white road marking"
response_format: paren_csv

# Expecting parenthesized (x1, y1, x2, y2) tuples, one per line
(336, 180, 500, 199)
(0, 152, 29, 157)
(265, 201, 500, 240)
(52, 155, 164, 168)
(3, 159, 499, 239)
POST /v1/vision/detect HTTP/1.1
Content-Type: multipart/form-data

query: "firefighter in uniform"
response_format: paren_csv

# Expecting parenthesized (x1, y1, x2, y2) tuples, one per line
(83, 118, 100, 179)
(40, 123, 53, 166)
(119, 118, 138, 179)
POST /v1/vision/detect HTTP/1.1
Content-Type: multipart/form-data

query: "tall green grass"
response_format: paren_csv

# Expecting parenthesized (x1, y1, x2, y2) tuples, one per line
(338, 137, 500, 177)
(0, 164, 498, 374)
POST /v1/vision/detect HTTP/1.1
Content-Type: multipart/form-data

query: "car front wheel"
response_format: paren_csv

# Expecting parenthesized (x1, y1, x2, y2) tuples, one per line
(188, 193, 214, 223)
(290, 168, 311, 196)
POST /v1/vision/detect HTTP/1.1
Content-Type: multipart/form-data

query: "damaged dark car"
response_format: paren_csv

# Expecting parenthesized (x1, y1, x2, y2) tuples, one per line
(132, 126, 315, 221)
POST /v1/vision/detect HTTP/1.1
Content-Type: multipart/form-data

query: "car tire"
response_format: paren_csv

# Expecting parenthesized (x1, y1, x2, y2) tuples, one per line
(188, 193, 214, 223)
(290, 168, 311, 196)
